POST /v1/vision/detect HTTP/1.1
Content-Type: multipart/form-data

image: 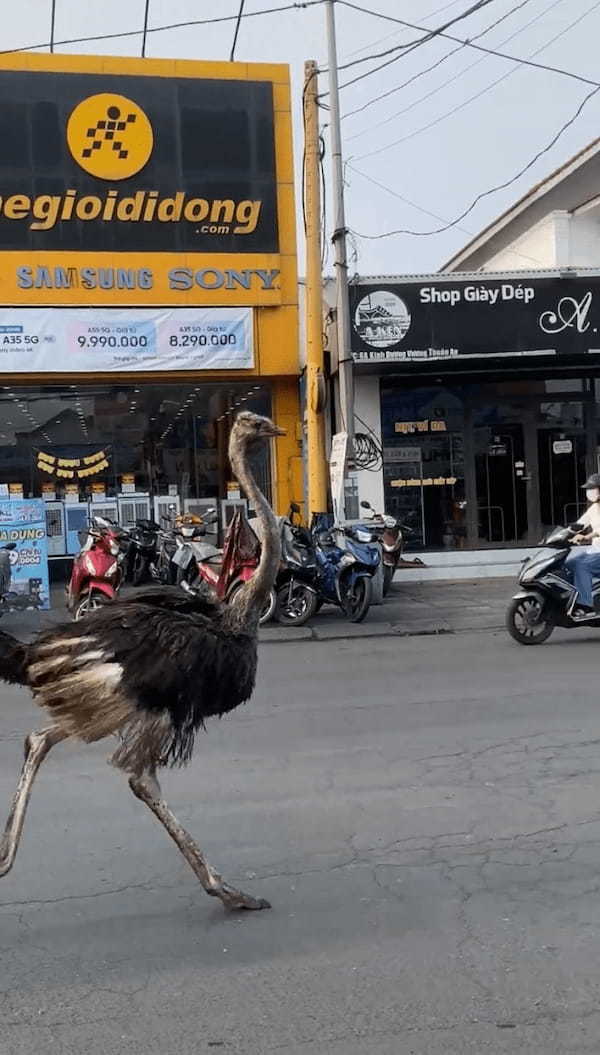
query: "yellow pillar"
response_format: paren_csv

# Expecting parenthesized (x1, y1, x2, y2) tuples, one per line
(272, 376, 303, 516)
(303, 60, 328, 516)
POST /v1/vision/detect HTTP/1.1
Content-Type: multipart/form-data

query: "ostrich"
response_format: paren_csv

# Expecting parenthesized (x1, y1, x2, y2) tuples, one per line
(0, 411, 284, 911)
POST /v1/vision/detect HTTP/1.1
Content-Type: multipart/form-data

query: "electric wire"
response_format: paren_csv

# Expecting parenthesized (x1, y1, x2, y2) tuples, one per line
(343, 0, 541, 125)
(333, 0, 500, 92)
(141, 0, 150, 57)
(1, 0, 326, 55)
(336, 0, 600, 91)
(353, 0, 600, 162)
(50, 0, 57, 53)
(350, 83, 600, 240)
(230, 0, 247, 61)
(341, 0, 465, 62)
(346, 162, 547, 266)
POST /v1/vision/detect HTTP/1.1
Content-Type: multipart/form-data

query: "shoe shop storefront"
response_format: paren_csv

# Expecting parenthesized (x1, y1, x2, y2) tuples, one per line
(0, 52, 300, 560)
(351, 272, 600, 550)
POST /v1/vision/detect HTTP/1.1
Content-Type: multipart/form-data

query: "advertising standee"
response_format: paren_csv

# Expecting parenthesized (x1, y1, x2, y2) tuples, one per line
(0, 500, 50, 611)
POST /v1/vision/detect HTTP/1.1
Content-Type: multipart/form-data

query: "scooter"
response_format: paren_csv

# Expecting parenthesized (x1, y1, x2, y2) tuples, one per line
(67, 516, 128, 621)
(359, 500, 424, 595)
(312, 516, 381, 623)
(272, 503, 319, 627)
(506, 523, 600, 644)
(171, 510, 220, 588)
(125, 517, 160, 586)
(186, 510, 276, 625)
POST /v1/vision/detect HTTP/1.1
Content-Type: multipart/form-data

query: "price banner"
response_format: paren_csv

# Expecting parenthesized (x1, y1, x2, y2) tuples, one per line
(0, 307, 253, 372)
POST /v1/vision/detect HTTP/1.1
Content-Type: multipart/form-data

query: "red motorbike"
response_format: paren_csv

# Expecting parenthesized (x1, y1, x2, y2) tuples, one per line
(66, 516, 128, 621)
(181, 510, 276, 624)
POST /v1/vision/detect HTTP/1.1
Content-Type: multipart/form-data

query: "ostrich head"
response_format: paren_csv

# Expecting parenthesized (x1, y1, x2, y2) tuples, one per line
(229, 412, 286, 460)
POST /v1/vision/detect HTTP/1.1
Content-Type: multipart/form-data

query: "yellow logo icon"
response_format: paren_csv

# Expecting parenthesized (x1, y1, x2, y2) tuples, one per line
(67, 93, 153, 181)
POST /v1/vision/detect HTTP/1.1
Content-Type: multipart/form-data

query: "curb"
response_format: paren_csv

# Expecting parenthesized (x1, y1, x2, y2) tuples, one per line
(258, 619, 506, 644)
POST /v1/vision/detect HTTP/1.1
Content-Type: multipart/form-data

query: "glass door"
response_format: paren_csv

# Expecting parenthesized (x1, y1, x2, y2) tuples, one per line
(475, 425, 528, 543)
(538, 430, 586, 528)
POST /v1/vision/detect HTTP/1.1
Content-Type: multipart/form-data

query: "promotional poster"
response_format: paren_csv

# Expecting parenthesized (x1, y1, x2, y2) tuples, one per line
(0, 499, 50, 611)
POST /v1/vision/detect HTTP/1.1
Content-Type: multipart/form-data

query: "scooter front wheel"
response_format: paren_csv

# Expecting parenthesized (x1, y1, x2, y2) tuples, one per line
(73, 589, 110, 622)
(506, 595, 555, 645)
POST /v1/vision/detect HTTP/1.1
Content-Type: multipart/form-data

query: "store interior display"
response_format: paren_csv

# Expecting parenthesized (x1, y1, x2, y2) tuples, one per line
(0, 381, 271, 556)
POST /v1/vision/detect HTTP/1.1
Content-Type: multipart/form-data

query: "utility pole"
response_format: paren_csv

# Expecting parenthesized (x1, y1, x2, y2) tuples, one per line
(303, 61, 329, 516)
(325, 0, 354, 464)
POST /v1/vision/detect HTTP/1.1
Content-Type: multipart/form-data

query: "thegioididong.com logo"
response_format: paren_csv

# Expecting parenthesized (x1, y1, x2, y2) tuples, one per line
(67, 92, 154, 181)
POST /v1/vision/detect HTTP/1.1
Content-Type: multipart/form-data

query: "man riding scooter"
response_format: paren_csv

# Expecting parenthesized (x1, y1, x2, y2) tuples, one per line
(566, 473, 600, 617)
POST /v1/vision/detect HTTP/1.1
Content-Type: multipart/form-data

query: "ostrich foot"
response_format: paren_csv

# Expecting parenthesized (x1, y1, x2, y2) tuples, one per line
(211, 882, 271, 912)
(129, 770, 271, 911)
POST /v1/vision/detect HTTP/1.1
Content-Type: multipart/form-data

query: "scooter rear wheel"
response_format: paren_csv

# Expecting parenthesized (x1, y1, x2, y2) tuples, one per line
(275, 583, 318, 626)
(73, 589, 110, 622)
(228, 582, 276, 625)
(506, 595, 555, 645)
(341, 576, 371, 623)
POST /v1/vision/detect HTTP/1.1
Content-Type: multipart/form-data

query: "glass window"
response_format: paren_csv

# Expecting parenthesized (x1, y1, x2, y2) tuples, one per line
(0, 380, 272, 505)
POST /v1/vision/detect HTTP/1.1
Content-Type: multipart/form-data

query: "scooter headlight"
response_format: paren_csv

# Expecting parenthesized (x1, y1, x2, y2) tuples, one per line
(83, 554, 96, 575)
(107, 562, 118, 577)
(354, 528, 373, 543)
(340, 553, 355, 568)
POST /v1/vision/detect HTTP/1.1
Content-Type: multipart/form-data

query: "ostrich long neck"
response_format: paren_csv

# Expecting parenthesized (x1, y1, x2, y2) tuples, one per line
(229, 441, 280, 623)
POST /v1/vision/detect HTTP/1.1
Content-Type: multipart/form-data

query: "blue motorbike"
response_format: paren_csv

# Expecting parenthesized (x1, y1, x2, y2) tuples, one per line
(311, 515, 381, 623)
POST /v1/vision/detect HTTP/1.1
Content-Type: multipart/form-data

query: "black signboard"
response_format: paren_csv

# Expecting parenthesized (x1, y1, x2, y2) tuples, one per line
(350, 276, 600, 368)
(0, 70, 278, 253)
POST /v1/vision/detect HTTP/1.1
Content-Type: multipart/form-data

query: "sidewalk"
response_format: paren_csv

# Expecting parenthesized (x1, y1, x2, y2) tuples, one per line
(260, 576, 513, 642)
(4, 577, 515, 643)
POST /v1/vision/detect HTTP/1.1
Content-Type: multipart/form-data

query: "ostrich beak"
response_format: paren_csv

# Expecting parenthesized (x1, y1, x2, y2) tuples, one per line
(269, 424, 286, 437)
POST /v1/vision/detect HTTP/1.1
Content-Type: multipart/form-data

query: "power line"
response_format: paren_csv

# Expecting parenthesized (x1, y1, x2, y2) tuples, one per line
(347, 162, 547, 265)
(334, 0, 500, 92)
(343, 0, 540, 124)
(350, 83, 600, 240)
(341, 0, 465, 62)
(230, 0, 246, 61)
(0, 0, 326, 56)
(141, 0, 151, 58)
(354, 0, 600, 162)
(50, 0, 57, 54)
(336, 0, 600, 91)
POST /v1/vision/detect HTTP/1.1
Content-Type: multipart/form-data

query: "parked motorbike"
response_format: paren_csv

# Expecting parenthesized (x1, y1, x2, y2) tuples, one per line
(172, 510, 220, 588)
(359, 500, 404, 596)
(125, 517, 160, 585)
(184, 509, 276, 625)
(149, 506, 180, 585)
(67, 516, 128, 621)
(272, 503, 318, 627)
(506, 523, 599, 644)
(312, 516, 381, 623)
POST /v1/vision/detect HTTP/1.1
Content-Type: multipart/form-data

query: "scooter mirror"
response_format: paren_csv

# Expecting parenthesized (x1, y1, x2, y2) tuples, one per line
(3, 542, 17, 551)
(360, 501, 372, 510)
(290, 502, 301, 514)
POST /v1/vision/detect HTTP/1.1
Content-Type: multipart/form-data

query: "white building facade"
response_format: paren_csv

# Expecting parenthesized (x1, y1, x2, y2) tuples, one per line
(340, 138, 600, 550)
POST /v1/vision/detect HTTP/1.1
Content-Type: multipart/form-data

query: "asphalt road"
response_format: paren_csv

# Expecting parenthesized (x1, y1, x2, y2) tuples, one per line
(2, 626, 600, 1054)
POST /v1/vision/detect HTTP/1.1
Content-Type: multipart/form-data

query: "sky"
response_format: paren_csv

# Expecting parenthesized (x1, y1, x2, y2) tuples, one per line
(5, 0, 600, 277)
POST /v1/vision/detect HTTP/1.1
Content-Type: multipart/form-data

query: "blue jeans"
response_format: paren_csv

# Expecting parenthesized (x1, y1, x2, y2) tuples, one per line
(565, 548, 600, 607)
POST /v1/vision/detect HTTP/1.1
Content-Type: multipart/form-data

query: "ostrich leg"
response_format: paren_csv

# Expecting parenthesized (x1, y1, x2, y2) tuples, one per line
(129, 769, 270, 911)
(0, 728, 67, 877)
